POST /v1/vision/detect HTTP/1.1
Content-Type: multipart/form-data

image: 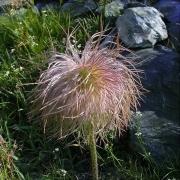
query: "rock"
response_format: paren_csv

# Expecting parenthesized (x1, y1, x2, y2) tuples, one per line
(135, 46, 180, 97)
(34, 0, 61, 10)
(99, 28, 117, 48)
(115, 0, 152, 5)
(104, 0, 124, 18)
(128, 46, 180, 162)
(0, 0, 11, 13)
(128, 46, 180, 161)
(155, 0, 180, 24)
(155, 0, 180, 52)
(130, 111, 180, 162)
(34, 0, 97, 16)
(135, 46, 179, 114)
(125, 2, 147, 8)
(116, 7, 168, 48)
(0, 0, 11, 7)
(168, 23, 180, 52)
(62, 0, 97, 16)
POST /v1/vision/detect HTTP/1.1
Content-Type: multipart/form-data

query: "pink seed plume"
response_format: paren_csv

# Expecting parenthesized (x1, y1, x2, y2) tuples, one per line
(30, 32, 143, 139)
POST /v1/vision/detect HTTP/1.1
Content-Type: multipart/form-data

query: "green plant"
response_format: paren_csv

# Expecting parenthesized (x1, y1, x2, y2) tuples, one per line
(30, 32, 142, 179)
(1, 5, 179, 180)
(0, 8, 100, 179)
(0, 135, 24, 180)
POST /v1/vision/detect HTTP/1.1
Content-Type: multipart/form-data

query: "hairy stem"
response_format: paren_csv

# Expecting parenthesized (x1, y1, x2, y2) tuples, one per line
(88, 122, 98, 180)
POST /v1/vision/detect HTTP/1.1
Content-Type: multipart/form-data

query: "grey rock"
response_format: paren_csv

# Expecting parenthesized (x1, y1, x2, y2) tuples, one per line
(155, 0, 180, 24)
(155, 0, 180, 52)
(0, 0, 11, 13)
(128, 46, 180, 161)
(129, 46, 180, 161)
(116, 7, 168, 48)
(104, 0, 124, 18)
(130, 111, 180, 162)
(115, 0, 151, 5)
(119, 45, 179, 119)
(62, 0, 97, 16)
(0, 0, 10, 6)
(135, 46, 179, 117)
(99, 28, 117, 48)
(35, 2, 61, 10)
(125, 2, 147, 8)
(168, 23, 180, 52)
(135, 46, 180, 97)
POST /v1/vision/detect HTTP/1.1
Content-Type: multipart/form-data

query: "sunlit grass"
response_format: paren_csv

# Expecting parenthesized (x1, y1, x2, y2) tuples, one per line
(0, 135, 24, 180)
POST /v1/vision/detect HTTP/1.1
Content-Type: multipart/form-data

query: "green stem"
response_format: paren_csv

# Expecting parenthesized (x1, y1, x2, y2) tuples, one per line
(88, 122, 98, 180)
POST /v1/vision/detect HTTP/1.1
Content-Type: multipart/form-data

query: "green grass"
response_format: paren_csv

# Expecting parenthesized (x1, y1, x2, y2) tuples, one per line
(0, 6, 180, 180)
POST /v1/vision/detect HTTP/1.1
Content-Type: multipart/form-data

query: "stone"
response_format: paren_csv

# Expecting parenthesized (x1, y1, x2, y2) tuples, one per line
(130, 111, 180, 162)
(116, 7, 168, 48)
(168, 23, 180, 52)
(119, 45, 179, 120)
(135, 46, 180, 98)
(155, 0, 180, 24)
(0, 0, 11, 13)
(62, 0, 97, 16)
(99, 28, 117, 48)
(125, 2, 147, 8)
(0, 0, 11, 7)
(104, 0, 124, 18)
(128, 46, 180, 162)
(34, 0, 97, 15)
(34, 0, 61, 10)
(155, 0, 180, 52)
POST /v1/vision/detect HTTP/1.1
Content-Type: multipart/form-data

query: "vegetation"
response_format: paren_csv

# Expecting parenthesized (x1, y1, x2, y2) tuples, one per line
(29, 30, 142, 179)
(0, 4, 179, 180)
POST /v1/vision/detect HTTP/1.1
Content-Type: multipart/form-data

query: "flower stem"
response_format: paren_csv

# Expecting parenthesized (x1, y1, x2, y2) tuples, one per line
(88, 122, 98, 180)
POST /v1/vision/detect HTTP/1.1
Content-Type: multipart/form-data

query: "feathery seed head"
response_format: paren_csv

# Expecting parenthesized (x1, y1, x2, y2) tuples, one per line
(30, 33, 143, 139)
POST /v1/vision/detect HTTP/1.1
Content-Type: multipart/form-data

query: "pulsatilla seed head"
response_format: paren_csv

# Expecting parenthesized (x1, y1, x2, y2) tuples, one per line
(30, 32, 143, 140)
